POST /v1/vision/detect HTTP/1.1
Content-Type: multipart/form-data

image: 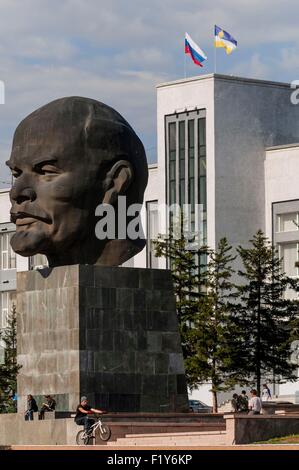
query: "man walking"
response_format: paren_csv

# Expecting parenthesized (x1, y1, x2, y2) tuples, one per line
(248, 389, 262, 415)
(262, 384, 271, 402)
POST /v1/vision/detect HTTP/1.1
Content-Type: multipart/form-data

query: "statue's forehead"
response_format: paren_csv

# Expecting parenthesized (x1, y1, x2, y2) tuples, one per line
(9, 117, 82, 167)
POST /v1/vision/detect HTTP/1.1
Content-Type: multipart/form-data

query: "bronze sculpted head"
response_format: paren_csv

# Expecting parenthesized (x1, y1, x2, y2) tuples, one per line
(6, 97, 148, 267)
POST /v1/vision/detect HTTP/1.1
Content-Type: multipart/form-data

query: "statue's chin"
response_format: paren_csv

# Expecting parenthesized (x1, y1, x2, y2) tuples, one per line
(10, 231, 50, 258)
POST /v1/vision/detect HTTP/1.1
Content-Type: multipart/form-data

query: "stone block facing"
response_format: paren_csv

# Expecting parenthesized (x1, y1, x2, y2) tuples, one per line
(224, 414, 299, 444)
(17, 266, 188, 413)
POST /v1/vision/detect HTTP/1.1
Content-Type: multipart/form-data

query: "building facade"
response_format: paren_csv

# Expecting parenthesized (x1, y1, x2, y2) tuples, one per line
(135, 73, 299, 404)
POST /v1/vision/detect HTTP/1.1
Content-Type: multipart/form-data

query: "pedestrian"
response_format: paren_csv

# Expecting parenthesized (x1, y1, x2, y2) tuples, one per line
(24, 394, 38, 421)
(248, 389, 262, 415)
(8, 390, 17, 412)
(238, 390, 249, 412)
(39, 395, 56, 420)
(262, 384, 271, 402)
(74, 396, 106, 435)
(231, 393, 239, 412)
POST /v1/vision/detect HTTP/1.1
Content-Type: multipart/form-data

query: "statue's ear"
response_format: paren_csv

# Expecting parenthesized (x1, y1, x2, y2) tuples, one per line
(103, 160, 133, 205)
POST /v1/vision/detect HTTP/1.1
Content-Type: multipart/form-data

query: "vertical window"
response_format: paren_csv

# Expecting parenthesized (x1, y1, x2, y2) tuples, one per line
(0, 291, 16, 330)
(280, 243, 298, 278)
(166, 109, 207, 251)
(179, 121, 185, 205)
(188, 120, 195, 219)
(0, 232, 16, 270)
(146, 201, 159, 269)
(279, 243, 299, 299)
(9, 233, 16, 269)
(169, 122, 176, 206)
(198, 118, 207, 243)
(0, 292, 8, 329)
(1, 233, 8, 270)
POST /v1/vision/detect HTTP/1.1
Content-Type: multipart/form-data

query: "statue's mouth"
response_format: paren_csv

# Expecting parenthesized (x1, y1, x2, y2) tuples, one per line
(10, 211, 51, 225)
(16, 217, 37, 226)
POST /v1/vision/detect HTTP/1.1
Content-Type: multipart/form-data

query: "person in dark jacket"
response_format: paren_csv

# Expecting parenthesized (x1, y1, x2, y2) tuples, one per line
(238, 390, 249, 412)
(39, 395, 56, 420)
(231, 393, 239, 412)
(74, 396, 105, 434)
(25, 394, 38, 421)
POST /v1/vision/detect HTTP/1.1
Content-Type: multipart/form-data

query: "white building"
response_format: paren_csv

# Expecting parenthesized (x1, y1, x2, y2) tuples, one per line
(136, 73, 299, 404)
(1, 73, 299, 403)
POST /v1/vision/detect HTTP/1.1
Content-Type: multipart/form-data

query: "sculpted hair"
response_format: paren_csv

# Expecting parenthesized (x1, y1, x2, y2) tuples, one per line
(81, 97, 148, 206)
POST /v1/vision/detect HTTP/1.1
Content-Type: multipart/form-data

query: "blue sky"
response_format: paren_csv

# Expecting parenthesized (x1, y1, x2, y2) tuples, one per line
(1, 0, 299, 184)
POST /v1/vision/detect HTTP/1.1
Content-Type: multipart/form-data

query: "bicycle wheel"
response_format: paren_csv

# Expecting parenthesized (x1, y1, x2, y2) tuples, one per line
(76, 430, 90, 445)
(99, 424, 111, 441)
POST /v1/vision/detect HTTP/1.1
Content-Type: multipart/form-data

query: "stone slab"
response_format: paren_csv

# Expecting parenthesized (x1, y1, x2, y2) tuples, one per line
(17, 266, 188, 413)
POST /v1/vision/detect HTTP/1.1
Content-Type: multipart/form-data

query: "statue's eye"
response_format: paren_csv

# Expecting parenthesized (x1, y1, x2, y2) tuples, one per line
(11, 168, 21, 178)
(36, 164, 60, 175)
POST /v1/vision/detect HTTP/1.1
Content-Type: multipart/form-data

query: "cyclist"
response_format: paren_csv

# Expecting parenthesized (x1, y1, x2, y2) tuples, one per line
(74, 396, 105, 434)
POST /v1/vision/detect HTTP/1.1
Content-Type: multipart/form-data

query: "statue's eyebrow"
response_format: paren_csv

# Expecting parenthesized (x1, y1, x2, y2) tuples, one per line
(32, 158, 58, 168)
(5, 158, 59, 170)
(5, 160, 13, 169)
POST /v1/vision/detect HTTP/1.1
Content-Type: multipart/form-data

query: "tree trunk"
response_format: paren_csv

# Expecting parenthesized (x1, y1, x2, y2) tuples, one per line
(256, 281, 261, 397)
(212, 389, 218, 413)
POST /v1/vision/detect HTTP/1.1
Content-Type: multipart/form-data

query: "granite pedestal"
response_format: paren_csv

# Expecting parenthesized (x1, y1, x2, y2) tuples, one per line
(17, 266, 188, 413)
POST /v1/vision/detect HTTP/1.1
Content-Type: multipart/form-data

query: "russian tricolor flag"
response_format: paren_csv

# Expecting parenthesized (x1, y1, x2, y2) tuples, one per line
(185, 32, 207, 67)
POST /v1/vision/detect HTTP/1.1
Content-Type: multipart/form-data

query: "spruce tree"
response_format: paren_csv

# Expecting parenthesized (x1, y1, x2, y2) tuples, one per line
(237, 230, 298, 396)
(154, 220, 207, 362)
(155, 230, 244, 412)
(186, 238, 244, 412)
(0, 303, 21, 413)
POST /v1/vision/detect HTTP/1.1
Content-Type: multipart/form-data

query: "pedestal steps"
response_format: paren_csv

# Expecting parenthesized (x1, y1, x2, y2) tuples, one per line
(106, 430, 227, 446)
(95, 421, 226, 445)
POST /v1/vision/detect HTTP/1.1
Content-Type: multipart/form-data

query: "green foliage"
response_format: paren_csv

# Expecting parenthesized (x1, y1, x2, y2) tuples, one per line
(155, 228, 244, 411)
(0, 304, 21, 413)
(184, 238, 245, 411)
(236, 230, 298, 395)
(155, 225, 299, 409)
(154, 223, 206, 350)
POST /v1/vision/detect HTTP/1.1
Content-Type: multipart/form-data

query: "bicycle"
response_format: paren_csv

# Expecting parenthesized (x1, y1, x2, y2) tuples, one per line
(76, 415, 111, 445)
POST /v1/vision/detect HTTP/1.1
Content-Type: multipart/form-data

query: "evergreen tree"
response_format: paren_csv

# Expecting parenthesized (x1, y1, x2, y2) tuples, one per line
(237, 230, 298, 396)
(155, 229, 244, 412)
(0, 304, 21, 413)
(186, 238, 244, 412)
(154, 220, 207, 362)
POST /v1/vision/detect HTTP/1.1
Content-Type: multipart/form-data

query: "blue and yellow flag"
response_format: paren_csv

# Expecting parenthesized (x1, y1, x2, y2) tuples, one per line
(214, 25, 237, 55)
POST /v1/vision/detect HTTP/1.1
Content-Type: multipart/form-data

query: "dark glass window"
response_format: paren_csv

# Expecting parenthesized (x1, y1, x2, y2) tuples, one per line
(198, 118, 206, 242)
(179, 121, 185, 205)
(169, 122, 176, 205)
(188, 120, 195, 213)
(166, 110, 206, 244)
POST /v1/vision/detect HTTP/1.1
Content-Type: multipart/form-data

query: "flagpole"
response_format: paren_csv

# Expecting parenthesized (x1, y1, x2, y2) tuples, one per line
(214, 45, 217, 74)
(184, 50, 187, 78)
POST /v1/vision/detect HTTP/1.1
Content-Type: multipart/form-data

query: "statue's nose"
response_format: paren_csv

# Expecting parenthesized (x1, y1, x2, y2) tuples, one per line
(10, 181, 36, 205)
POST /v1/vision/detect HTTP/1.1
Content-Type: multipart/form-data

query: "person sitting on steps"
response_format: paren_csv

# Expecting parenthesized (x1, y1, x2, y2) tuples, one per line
(24, 394, 38, 421)
(39, 395, 56, 420)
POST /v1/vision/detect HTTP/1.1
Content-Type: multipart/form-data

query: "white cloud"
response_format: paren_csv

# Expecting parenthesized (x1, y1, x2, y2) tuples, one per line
(231, 53, 272, 80)
(1, 0, 299, 177)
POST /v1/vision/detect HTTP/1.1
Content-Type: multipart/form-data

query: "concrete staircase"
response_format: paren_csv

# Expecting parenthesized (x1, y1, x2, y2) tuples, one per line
(95, 417, 227, 446)
(106, 430, 228, 446)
